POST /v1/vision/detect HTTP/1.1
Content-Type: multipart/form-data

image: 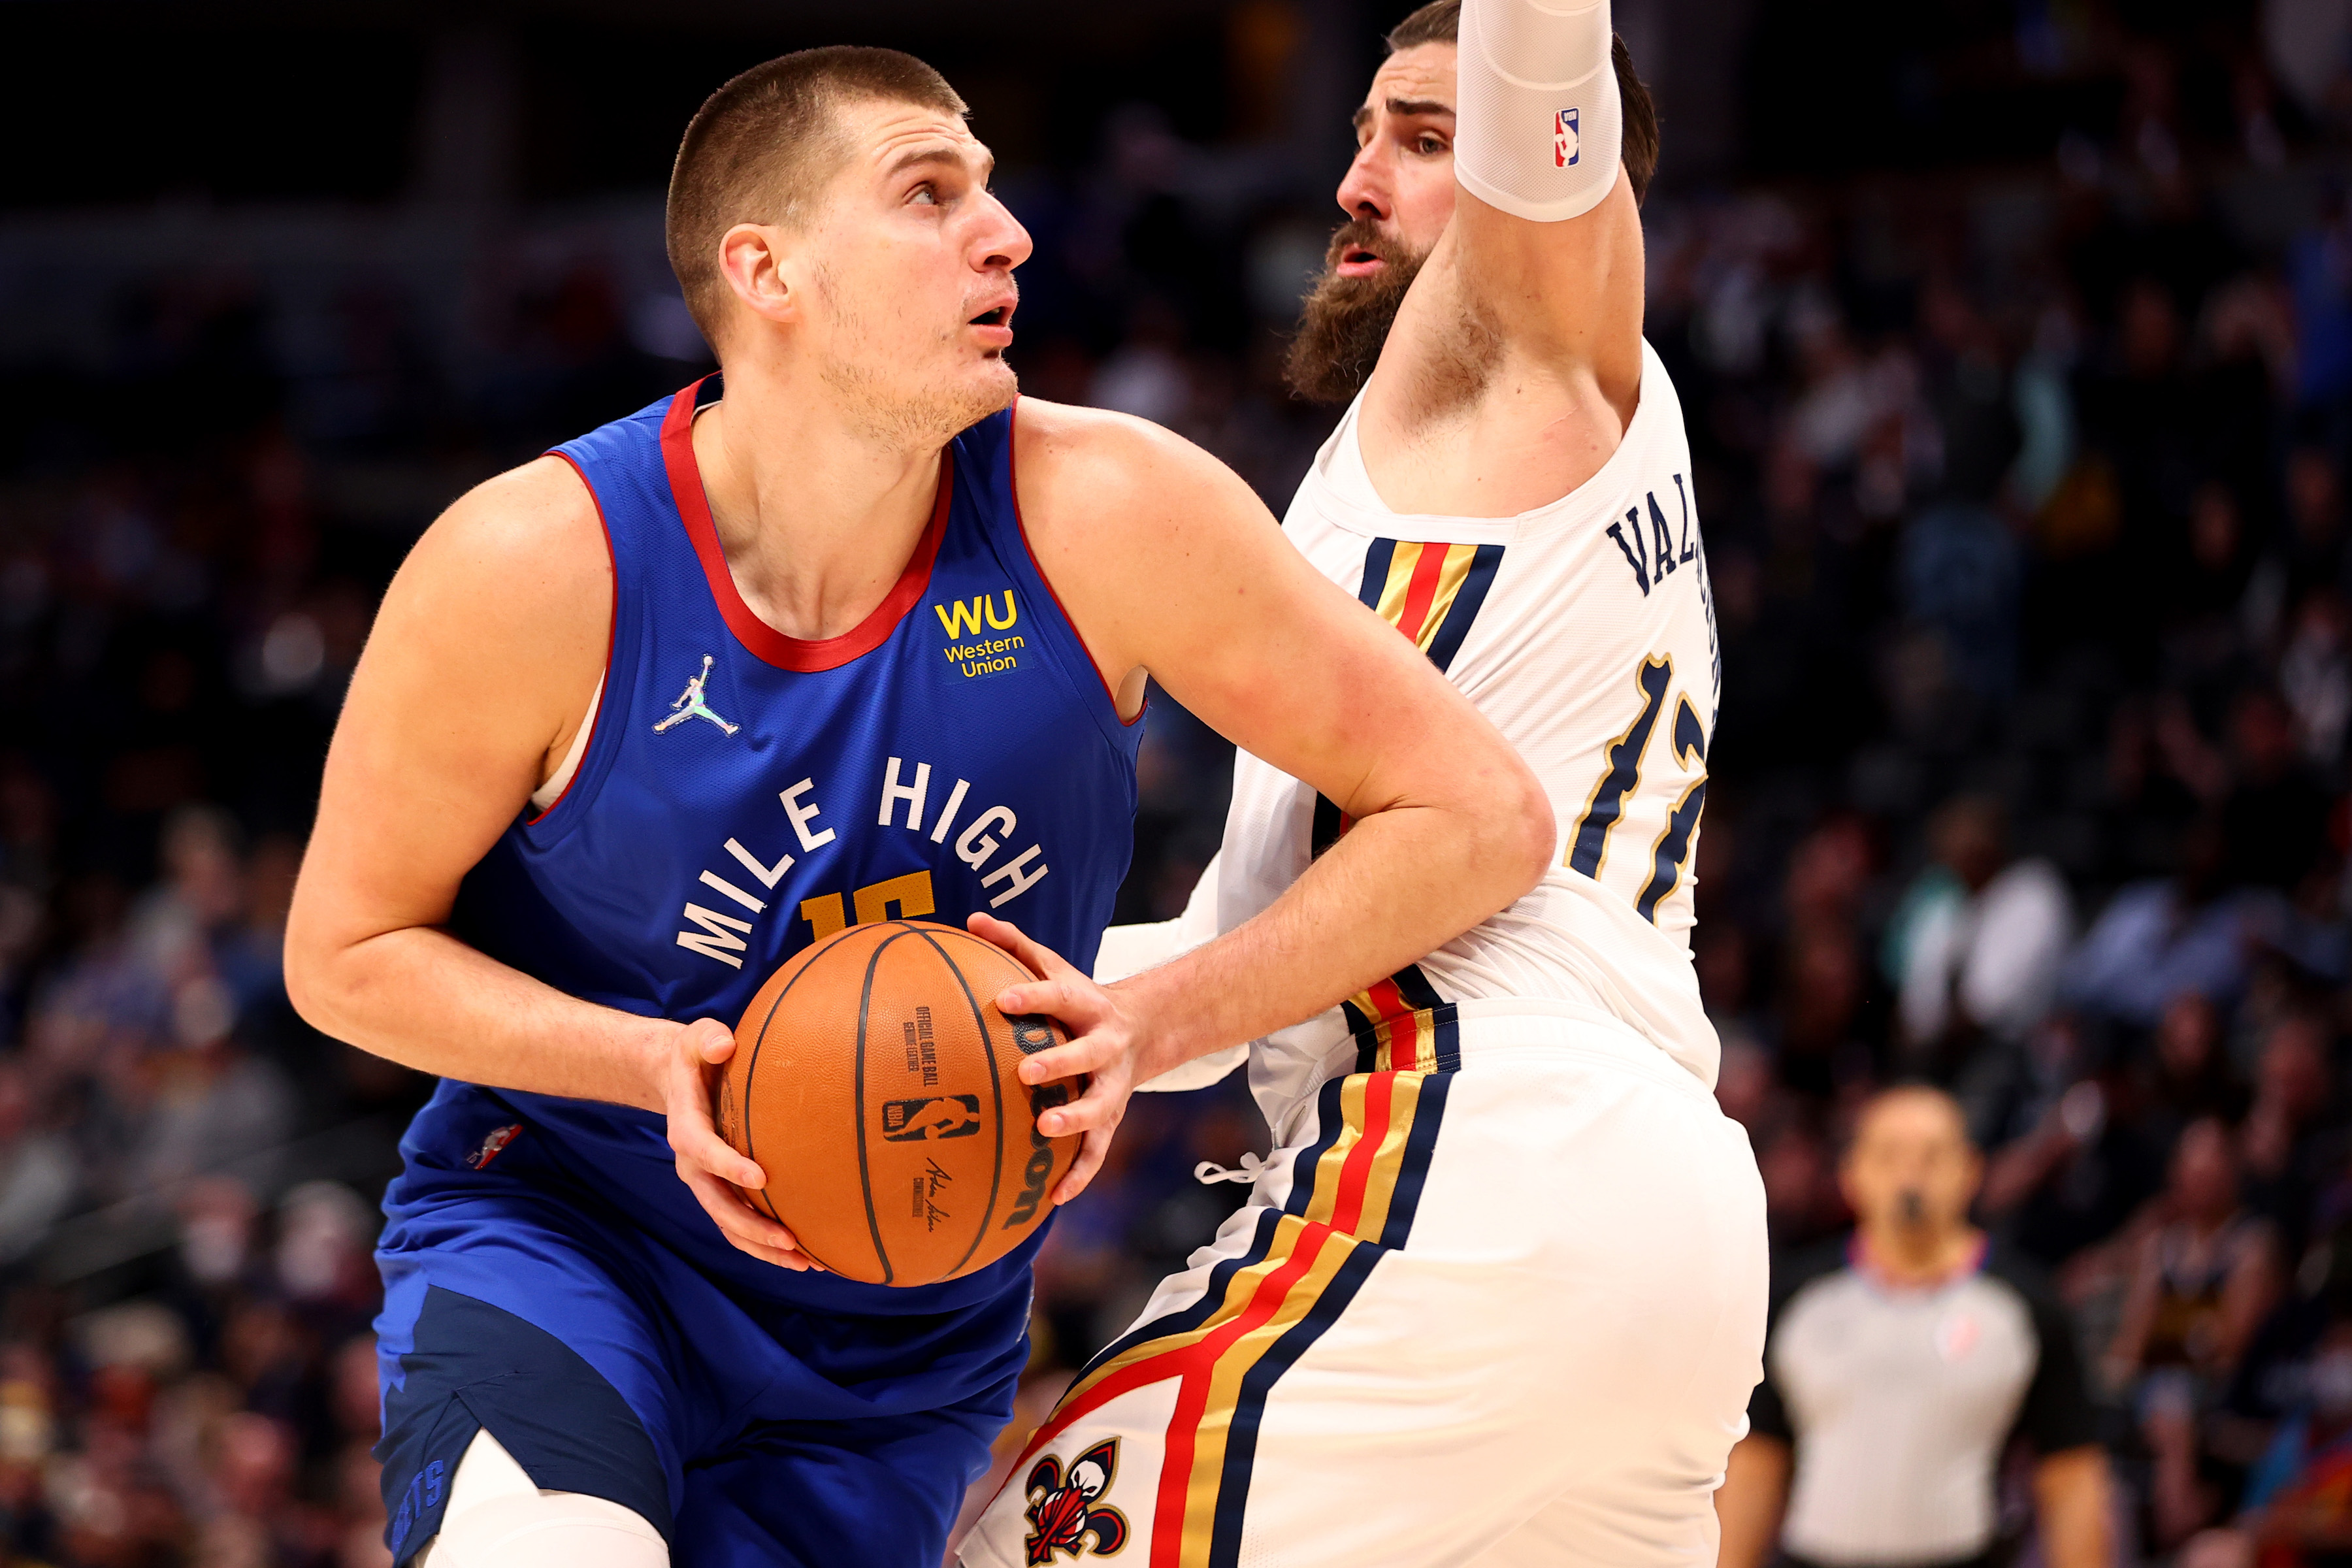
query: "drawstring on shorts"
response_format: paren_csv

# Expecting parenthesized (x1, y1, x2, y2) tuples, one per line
(1194, 1152, 1267, 1186)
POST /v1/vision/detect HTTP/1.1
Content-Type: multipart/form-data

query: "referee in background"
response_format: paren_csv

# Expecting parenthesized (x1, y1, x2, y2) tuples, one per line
(1717, 1085, 2114, 1568)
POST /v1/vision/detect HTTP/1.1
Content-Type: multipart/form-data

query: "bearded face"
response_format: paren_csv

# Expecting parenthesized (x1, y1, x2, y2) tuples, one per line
(1282, 216, 1431, 405)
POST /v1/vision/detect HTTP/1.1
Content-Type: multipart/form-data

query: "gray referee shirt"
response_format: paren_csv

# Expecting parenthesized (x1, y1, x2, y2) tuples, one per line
(1749, 1239, 2101, 1568)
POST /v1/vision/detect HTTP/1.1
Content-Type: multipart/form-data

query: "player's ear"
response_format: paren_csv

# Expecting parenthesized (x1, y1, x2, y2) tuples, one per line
(717, 223, 800, 333)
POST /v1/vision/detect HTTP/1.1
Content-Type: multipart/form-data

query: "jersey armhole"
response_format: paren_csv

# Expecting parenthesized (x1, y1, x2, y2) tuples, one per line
(525, 451, 621, 830)
(527, 674, 604, 817)
(1005, 398, 1147, 730)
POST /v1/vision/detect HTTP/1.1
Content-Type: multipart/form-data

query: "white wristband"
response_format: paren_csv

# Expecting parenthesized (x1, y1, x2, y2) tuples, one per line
(1454, 0, 1622, 224)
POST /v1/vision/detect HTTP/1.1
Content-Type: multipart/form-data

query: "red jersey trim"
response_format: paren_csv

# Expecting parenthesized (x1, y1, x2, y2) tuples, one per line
(1004, 397, 1145, 727)
(527, 451, 619, 826)
(659, 377, 949, 674)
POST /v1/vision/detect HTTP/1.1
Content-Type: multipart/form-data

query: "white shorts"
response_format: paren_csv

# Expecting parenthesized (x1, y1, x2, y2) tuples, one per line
(958, 1004, 1767, 1568)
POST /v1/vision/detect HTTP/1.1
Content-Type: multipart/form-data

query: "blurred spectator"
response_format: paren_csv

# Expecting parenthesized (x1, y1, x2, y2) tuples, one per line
(2138, 994, 2253, 1163)
(2220, 689, 2336, 897)
(2243, 1014, 2346, 1251)
(1716, 1086, 2111, 1568)
(133, 977, 293, 1197)
(1980, 1040, 2171, 1272)
(2110, 1120, 2283, 1397)
(0, 1062, 73, 1269)
(1896, 795, 2074, 1073)
(2108, 1119, 2286, 1545)
(2064, 819, 2278, 1027)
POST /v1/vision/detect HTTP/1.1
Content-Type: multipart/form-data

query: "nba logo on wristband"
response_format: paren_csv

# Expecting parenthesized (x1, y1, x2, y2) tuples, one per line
(1555, 106, 1580, 167)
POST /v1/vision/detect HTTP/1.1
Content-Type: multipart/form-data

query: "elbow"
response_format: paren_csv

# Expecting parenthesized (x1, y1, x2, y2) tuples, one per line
(1488, 756, 1556, 900)
(281, 938, 329, 1036)
(280, 908, 343, 1037)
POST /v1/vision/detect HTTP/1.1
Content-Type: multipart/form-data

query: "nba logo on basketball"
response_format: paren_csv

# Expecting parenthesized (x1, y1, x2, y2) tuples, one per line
(1556, 106, 1580, 167)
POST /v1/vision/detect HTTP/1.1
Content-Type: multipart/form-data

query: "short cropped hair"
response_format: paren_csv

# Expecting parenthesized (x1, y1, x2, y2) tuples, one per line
(1381, 0, 1660, 203)
(666, 46, 968, 349)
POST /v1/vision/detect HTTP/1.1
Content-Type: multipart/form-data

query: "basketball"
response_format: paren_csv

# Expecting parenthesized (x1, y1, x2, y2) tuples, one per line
(715, 920, 1083, 1286)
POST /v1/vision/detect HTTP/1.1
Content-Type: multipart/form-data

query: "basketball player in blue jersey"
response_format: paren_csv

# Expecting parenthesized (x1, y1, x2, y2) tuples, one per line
(282, 44, 1551, 1568)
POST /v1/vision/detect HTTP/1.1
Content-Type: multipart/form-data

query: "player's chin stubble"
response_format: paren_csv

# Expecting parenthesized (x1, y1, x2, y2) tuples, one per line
(812, 262, 1015, 446)
(1283, 221, 1427, 406)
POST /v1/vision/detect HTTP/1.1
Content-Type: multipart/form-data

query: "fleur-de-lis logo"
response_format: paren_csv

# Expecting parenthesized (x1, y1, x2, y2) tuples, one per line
(653, 655, 738, 736)
(1021, 1439, 1128, 1563)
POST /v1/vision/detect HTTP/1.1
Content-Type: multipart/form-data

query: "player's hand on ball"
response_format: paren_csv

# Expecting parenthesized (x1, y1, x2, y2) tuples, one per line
(662, 1017, 823, 1272)
(966, 912, 1154, 1207)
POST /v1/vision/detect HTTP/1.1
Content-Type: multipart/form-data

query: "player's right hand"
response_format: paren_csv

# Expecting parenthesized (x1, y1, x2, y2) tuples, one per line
(662, 1017, 823, 1272)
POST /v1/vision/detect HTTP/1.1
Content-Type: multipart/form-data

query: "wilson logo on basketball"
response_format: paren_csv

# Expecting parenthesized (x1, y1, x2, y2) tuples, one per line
(881, 1096, 983, 1141)
(1005, 1081, 1073, 1228)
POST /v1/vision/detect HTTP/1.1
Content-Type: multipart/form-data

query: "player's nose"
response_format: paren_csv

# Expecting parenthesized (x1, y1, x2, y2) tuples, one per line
(1336, 140, 1392, 223)
(974, 192, 1034, 272)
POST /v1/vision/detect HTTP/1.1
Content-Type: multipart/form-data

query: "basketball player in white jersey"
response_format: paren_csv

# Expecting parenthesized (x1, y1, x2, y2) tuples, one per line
(958, 2, 1767, 1563)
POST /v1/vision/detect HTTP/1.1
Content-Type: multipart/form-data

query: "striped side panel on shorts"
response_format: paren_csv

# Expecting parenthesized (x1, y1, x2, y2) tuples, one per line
(996, 1041, 1459, 1568)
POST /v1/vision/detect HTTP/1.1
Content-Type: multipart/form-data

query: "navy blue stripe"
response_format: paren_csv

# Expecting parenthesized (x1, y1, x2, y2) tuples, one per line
(1071, 1207, 1285, 1381)
(1205, 1240, 1386, 1568)
(1420, 543, 1505, 674)
(1311, 793, 1347, 859)
(1340, 998, 1380, 1073)
(1071, 1072, 1348, 1380)
(1203, 1061, 1456, 1568)
(1357, 538, 1398, 612)
(1388, 964, 1444, 1013)
(1281, 1075, 1354, 1217)
(1376, 1070, 1454, 1247)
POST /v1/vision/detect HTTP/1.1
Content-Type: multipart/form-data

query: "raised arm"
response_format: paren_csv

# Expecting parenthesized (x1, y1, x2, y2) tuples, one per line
(283, 459, 809, 1269)
(1446, 0, 1646, 378)
(1351, 0, 1650, 514)
(982, 402, 1554, 1195)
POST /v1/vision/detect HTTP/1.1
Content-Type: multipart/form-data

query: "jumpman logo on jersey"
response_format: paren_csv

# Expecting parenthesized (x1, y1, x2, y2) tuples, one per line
(653, 655, 738, 736)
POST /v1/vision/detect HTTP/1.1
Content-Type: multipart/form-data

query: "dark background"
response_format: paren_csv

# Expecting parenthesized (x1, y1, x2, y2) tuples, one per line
(0, 0, 2340, 1562)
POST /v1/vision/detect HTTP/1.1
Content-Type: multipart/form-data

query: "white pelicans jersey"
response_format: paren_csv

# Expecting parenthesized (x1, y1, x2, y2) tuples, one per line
(1220, 338, 1723, 1096)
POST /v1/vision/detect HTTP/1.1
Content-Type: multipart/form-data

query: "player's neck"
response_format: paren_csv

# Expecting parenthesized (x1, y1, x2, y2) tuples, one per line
(689, 365, 946, 643)
(1356, 227, 1644, 519)
(1854, 1224, 1985, 1290)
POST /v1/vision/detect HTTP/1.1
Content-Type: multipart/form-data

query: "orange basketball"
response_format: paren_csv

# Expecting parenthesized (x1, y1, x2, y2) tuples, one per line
(715, 920, 1083, 1286)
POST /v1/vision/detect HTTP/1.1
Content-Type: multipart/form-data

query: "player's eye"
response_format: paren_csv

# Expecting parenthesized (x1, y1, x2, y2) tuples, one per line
(1414, 134, 1448, 155)
(910, 184, 941, 206)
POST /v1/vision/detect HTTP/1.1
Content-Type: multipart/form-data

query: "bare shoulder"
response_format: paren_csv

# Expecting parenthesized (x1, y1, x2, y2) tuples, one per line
(405, 455, 607, 603)
(385, 455, 610, 649)
(1008, 399, 1295, 699)
(1011, 398, 1263, 550)
(1013, 398, 1237, 498)
(350, 453, 611, 772)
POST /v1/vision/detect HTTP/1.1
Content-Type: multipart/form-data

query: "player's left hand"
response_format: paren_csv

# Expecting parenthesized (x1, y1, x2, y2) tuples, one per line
(967, 912, 1163, 1206)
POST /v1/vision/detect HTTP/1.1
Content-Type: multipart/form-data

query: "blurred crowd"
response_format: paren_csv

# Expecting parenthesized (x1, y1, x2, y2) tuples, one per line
(1658, 8, 2352, 1561)
(3, 0, 2351, 1563)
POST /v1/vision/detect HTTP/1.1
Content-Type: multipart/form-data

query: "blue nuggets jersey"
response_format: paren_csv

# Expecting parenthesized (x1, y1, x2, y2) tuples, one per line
(389, 378, 1141, 1322)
